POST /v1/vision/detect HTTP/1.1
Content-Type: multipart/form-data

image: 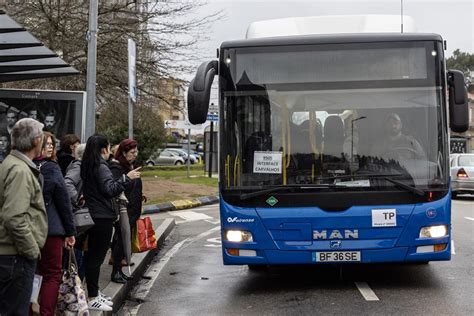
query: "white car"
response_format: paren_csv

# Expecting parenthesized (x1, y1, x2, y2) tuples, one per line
(146, 150, 185, 166)
(450, 153, 474, 198)
(166, 148, 198, 164)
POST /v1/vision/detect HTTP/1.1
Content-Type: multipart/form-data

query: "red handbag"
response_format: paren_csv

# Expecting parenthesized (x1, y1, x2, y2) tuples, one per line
(132, 217, 157, 253)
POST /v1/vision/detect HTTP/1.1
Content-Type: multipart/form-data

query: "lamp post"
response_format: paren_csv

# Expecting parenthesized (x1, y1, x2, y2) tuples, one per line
(351, 116, 367, 166)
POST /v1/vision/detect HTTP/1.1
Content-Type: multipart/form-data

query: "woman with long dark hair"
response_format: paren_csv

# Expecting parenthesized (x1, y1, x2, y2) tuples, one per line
(81, 135, 140, 311)
(33, 132, 76, 316)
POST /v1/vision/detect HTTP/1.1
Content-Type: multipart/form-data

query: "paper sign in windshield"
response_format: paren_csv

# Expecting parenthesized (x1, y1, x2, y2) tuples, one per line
(253, 151, 282, 174)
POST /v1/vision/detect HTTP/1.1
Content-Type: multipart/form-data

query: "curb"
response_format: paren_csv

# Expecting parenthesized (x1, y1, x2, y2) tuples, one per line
(95, 218, 176, 315)
(142, 195, 219, 214)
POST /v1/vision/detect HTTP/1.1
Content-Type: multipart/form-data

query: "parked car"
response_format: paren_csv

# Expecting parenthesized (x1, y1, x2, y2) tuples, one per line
(146, 149, 185, 166)
(450, 153, 474, 198)
(166, 148, 198, 164)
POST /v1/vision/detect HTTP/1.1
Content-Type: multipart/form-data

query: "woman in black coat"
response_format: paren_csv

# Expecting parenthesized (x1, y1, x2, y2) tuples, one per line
(109, 139, 144, 267)
(80, 134, 141, 311)
(33, 132, 76, 316)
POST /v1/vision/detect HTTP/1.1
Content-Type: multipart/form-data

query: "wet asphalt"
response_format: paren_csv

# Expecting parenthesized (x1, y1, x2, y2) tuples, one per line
(121, 196, 474, 316)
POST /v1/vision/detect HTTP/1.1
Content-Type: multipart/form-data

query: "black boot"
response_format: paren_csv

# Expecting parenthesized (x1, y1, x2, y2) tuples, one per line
(120, 270, 132, 281)
(111, 270, 127, 284)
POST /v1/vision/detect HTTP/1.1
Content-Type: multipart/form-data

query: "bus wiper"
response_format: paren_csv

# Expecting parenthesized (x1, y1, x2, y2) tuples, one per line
(382, 177, 425, 196)
(322, 173, 424, 197)
(239, 184, 344, 200)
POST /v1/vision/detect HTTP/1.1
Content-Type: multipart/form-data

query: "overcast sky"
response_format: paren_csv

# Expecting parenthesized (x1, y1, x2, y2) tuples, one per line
(195, 0, 473, 60)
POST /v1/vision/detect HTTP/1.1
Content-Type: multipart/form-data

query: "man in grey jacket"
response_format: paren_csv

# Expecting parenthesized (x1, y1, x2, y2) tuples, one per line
(0, 118, 47, 315)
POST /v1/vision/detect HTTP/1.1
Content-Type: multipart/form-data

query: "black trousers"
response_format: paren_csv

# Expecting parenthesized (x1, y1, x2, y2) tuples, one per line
(0, 255, 37, 316)
(85, 218, 113, 298)
(111, 221, 124, 273)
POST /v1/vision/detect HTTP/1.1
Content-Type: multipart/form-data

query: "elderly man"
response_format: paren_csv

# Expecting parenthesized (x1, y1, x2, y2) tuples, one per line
(0, 118, 47, 315)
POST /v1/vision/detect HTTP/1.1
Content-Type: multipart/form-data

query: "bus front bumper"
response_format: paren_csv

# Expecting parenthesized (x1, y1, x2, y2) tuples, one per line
(222, 244, 451, 265)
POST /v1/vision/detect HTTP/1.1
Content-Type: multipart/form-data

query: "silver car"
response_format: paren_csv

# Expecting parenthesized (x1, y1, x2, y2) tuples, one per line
(450, 153, 474, 198)
(146, 149, 185, 166)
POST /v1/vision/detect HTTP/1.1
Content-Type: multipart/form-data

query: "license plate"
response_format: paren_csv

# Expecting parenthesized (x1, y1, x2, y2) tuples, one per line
(314, 251, 361, 262)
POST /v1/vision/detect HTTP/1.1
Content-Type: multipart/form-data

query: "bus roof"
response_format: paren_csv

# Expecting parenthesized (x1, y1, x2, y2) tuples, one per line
(246, 15, 416, 39)
(220, 33, 443, 50)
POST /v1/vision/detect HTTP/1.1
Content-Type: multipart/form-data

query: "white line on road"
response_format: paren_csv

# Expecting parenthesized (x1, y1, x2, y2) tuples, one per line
(132, 226, 221, 303)
(464, 217, 474, 221)
(355, 282, 379, 301)
(451, 240, 456, 255)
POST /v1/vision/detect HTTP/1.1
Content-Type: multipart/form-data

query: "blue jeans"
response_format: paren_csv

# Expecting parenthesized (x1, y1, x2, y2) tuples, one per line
(0, 255, 37, 316)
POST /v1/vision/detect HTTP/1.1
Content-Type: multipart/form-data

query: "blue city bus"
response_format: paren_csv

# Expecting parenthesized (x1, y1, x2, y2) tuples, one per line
(187, 20, 469, 267)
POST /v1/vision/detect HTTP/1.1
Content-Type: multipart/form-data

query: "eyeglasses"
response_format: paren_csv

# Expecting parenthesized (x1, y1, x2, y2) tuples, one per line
(46, 143, 54, 148)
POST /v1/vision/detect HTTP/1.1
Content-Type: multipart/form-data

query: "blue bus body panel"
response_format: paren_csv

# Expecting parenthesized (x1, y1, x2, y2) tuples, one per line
(220, 193, 451, 265)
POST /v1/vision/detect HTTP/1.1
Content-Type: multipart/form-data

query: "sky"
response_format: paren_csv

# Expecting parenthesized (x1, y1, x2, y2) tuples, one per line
(195, 0, 473, 60)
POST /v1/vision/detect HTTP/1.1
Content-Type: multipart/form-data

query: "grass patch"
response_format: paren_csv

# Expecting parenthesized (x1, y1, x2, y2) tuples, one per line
(145, 194, 184, 205)
(142, 167, 206, 179)
(177, 176, 218, 187)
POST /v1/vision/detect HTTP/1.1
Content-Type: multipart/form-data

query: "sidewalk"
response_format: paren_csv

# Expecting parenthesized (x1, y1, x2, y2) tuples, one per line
(91, 195, 219, 315)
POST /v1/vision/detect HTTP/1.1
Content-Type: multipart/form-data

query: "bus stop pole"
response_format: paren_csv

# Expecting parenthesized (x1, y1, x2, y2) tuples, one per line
(187, 128, 191, 178)
(208, 121, 214, 178)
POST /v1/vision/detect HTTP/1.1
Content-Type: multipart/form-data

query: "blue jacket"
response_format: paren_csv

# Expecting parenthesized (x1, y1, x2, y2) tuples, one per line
(36, 159, 76, 237)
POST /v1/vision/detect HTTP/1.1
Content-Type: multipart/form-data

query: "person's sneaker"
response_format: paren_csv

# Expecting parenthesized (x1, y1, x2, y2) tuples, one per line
(98, 291, 113, 305)
(88, 297, 113, 311)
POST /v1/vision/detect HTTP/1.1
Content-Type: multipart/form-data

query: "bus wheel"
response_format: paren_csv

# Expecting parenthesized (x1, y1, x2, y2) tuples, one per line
(248, 265, 267, 272)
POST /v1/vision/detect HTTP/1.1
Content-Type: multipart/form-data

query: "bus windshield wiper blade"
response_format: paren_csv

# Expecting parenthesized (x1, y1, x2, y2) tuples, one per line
(239, 184, 344, 200)
(382, 177, 425, 196)
(330, 173, 424, 197)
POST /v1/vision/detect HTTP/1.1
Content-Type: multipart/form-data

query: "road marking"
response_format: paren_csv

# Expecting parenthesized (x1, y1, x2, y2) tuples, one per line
(204, 237, 222, 248)
(355, 282, 379, 301)
(451, 240, 456, 255)
(464, 217, 474, 221)
(169, 210, 213, 222)
(131, 226, 220, 304)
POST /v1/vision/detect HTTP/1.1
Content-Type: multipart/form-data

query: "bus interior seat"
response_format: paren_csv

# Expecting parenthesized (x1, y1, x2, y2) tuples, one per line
(323, 115, 345, 160)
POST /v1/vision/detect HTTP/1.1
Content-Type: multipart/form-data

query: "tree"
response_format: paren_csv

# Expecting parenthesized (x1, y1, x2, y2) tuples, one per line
(2, 0, 220, 109)
(1, 0, 220, 156)
(446, 49, 474, 81)
(97, 102, 166, 164)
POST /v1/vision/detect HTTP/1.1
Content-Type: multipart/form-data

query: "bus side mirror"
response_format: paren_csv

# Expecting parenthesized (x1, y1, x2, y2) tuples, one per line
(448, 70, 469, 133)
(188, 60, 218, 124)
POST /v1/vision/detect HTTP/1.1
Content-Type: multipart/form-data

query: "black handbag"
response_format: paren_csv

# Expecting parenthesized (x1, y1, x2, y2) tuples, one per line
(73, 207, 95, 233)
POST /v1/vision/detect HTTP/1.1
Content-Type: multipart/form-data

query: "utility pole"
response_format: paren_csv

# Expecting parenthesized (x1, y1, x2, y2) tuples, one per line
(85, 0, 99, 140)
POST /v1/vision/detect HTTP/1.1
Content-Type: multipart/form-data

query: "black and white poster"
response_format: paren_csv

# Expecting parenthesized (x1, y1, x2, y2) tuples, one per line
(0, 89, 85, 162)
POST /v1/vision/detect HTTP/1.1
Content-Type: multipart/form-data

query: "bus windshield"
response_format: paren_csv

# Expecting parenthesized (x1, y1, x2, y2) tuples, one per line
(220, 41, 447, 194)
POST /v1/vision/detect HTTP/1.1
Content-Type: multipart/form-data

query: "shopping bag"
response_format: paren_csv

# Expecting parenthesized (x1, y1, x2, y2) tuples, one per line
(56, 249, 89, 315)
(132, 217, 157, 253)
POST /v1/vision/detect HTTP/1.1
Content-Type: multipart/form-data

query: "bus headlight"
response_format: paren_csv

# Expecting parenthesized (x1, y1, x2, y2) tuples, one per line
(225, 230, 253, 242)
(419, 225, 448, 238)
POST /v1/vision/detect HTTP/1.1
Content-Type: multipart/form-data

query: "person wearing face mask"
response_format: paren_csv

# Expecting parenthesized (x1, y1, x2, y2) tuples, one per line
(33, 132, 76, 316)
(80, 134, 141, 311)
(371, 113, 426, 161)
(109, 139, 144, 277)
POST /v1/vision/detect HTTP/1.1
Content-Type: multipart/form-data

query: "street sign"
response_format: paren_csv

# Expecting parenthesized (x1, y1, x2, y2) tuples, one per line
(207, 114, 218, 121)
(128, 39, 137, 102)
(208, 104, 219, 112)
(164, 120, 202, 130)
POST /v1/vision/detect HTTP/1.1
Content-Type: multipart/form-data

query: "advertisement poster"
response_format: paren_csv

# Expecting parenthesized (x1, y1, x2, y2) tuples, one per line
(0, 89, 85, 162)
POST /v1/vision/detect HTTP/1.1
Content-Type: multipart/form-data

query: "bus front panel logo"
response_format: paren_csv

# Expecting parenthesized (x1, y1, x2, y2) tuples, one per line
(313, 229, 359, 239)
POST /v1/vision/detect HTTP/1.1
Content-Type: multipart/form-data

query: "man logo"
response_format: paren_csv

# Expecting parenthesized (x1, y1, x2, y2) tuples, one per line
(330, 240, 342, 249)
(313, 229, 359, 239)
